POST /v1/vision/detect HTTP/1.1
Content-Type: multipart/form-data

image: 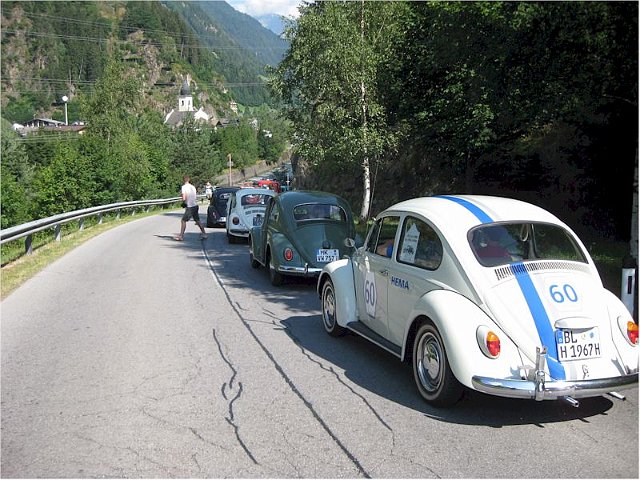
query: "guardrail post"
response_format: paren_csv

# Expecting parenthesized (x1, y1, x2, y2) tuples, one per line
(25, 234, 33, 255)
(55, 225, 62, 242)
(116, 210, 121, 220)
(131, 208, 136, 216)
(98, 213, 103, 225)
(79, 219, 85, 231)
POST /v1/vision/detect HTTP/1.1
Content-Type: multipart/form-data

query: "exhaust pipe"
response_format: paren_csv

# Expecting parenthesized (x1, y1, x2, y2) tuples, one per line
(607, 391, 626, 401)
(563, 396, 580, 407)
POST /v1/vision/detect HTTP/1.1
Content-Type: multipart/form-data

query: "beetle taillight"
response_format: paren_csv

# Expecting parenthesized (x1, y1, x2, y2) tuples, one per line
(486, 331, 501, 357)
(476, 326, 501, 358)
(627, 321, 639, 345)
(283, 248, 293, 261)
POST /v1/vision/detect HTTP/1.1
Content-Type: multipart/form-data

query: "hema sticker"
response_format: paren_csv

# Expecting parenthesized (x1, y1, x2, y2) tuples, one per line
(391, 276, 410, 290)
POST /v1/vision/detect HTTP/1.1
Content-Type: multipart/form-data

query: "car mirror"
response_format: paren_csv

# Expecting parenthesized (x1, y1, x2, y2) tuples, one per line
(344, 238, 356, 248)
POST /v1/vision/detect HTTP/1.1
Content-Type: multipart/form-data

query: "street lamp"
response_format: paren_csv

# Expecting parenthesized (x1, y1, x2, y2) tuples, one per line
(61, 95, 68, 126)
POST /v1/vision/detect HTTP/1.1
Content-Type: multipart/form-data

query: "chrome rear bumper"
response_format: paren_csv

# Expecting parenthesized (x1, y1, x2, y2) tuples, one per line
(471, 347, 638, 401)
(278, 264, 323, 276)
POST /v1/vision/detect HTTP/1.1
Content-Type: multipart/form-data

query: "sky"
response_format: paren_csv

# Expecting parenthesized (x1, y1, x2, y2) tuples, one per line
(225, 0, 303, 19)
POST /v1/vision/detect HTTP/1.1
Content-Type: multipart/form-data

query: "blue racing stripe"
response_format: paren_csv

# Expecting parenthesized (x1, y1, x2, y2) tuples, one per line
(436, 195, 494, 224)
(437, 195, 565, 379)
(510, 263, 566, 380)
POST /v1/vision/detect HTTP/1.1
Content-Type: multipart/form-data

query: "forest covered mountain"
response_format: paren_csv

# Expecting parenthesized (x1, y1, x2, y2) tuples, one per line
(1, 1, 291, 230)
(1, 0, 288, 123)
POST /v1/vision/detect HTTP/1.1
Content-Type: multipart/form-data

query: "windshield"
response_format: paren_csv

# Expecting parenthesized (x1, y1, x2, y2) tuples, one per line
(293, 203, 347, 222)
(469, 222, 588, 267)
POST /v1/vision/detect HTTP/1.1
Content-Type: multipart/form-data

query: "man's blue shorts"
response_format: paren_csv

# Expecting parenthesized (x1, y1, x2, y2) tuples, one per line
(182, 206, 201, 222)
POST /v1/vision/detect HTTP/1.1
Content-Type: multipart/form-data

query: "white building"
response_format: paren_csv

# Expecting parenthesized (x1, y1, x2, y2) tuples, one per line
(164, 78, 211, 127)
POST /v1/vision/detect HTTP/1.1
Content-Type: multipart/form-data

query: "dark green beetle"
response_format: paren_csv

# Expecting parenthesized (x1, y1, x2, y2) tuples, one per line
(249, 190, 355, 286)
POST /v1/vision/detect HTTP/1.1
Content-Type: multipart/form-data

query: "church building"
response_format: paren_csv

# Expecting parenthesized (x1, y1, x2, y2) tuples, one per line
(164, 78, 211, 127)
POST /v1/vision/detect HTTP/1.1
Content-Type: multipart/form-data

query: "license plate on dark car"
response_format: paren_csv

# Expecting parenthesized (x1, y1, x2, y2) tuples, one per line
(317, 249, 339, 263)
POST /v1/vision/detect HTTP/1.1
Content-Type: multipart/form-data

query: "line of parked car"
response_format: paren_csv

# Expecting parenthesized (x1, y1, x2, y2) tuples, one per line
(204, 186, 639, 408)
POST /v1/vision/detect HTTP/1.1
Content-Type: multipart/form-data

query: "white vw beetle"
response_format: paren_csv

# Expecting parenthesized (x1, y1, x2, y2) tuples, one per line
(226, 188, 276, 243)
(317, 195, 638, 407)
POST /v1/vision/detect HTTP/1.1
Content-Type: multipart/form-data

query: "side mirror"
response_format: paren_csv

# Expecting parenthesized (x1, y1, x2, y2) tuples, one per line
(344, 238, 356, 248)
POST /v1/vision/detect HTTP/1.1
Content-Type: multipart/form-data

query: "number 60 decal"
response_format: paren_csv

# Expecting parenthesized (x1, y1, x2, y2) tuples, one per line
(364, 271, 376, 317)
(549, 283, 578, 303)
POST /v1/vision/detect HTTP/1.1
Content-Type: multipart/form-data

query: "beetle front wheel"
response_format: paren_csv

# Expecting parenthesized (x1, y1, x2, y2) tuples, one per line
(321, 279, 346, 337)
(412, 323, 463, 407)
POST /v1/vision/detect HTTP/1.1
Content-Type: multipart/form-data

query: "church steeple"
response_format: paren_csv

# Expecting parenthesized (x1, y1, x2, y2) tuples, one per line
(180, 78, 191, 96)
(178, 78, 193, 112)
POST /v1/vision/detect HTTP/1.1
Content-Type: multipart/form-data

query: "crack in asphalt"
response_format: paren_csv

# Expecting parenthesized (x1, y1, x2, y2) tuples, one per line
(211, 328, 258, 464)
(72, 433, 174, 477)
(212, 328, 238, 400)
(283, 325, 395, 434)
(202, 246, 371, 478)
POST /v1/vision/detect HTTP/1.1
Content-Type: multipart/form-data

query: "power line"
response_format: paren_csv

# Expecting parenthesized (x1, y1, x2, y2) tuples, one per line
(2, 29, 284, 51)
(0, 76, 269, 88)
(17, 11, 288, 50)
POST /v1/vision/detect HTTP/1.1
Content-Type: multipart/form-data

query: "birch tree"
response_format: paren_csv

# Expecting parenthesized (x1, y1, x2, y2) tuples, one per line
(272, 1, 407, 220)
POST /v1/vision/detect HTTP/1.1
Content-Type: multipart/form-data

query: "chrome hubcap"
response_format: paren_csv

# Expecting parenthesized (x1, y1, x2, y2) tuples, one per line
(417, 332, 443, 393)
(323, 287, 335, 329)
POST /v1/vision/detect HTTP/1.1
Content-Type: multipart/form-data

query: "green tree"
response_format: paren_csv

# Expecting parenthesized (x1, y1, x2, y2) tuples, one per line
(273, 1, 407, 220)
(170, 118, 222, 189)
(0, 120, 34, 227)
(1, 172, 30, 229)
(31, 142, 94, 218)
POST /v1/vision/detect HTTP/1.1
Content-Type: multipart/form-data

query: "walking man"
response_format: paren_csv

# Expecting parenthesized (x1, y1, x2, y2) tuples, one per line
(176, 175, 208, 241)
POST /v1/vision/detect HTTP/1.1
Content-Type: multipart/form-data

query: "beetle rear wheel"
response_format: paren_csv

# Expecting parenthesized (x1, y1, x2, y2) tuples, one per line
(321, 279, 346, 337)
(249, 239, 260, 268)
(412, 323, 463, 407)
(268, 251, 284, 286)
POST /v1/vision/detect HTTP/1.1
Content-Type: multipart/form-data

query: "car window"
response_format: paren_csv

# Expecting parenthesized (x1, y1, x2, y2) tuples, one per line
(268, 199, 279, 222)
(293, 203, 347, 222)
(470, 222, 587, 267)
(241, 194, 270, 207)
(215, 192, 231, 208)
(398, 216, 443, 270)
(366, 216, 400, 258)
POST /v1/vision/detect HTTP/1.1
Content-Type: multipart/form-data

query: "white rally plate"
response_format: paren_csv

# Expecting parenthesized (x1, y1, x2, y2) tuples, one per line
(317, 248, 339, 263)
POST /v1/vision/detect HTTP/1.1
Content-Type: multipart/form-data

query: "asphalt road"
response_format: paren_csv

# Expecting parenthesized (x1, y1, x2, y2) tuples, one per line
(1, 209, 638, 478)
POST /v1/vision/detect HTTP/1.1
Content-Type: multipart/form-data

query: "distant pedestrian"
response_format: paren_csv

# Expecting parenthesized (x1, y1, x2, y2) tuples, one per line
(176, 175, 207, 241)
(205, 181, 213, 201)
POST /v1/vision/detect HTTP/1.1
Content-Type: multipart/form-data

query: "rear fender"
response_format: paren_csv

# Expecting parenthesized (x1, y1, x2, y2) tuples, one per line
(602, 289, 638, 370)
(405, 289, 522, 390)
(317, 259, 357, 326)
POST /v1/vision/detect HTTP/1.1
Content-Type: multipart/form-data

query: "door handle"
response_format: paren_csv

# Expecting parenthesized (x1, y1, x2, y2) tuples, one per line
(379, 269, 389, 276)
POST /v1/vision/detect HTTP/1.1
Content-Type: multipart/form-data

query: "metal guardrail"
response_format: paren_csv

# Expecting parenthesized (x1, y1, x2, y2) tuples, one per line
(0, 196, 189, 254)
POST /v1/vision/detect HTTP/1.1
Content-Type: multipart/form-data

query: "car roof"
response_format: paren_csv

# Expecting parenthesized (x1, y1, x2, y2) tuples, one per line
(385, 195, 564, 233)
(235, 187, 276, 197)
(214, 187, 240, 194)
(277, 190, 351, 211)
